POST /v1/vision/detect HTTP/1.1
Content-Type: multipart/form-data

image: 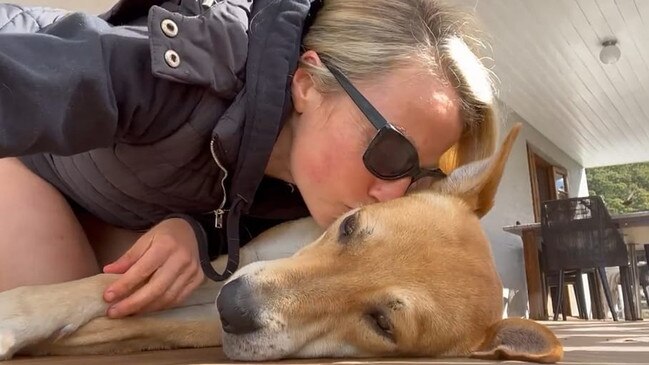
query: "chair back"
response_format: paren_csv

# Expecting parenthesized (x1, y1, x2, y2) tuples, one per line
(540, 196, 628, 272)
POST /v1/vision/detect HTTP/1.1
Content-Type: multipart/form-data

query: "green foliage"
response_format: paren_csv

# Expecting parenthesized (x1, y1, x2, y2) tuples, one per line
(586, 162, 649, 214)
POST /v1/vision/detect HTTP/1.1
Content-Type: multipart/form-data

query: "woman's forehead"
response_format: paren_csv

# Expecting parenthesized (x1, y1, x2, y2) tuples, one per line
(328, 64, 463, 167)
(365, 68, 462, 154)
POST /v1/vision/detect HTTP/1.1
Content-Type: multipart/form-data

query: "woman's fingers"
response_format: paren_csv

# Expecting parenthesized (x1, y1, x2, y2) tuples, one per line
(101, 217, 203, 317)
(141, 263, 198, 313)
(103, 233, 153, 275)
(107, 238, 198, 318)
(104, 235, 167, 306)
(106, 254, 181, 318)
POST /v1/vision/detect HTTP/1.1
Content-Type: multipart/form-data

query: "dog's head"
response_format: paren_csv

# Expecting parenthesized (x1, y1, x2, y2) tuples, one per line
(217, 123, 562, 363)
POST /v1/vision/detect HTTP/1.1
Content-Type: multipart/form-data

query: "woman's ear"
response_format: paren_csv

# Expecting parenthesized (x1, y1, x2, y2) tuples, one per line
(291, 51, 324, 114)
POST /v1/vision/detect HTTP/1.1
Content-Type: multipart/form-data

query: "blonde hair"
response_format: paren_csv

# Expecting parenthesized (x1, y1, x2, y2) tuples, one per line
(300, 0, 498, 173)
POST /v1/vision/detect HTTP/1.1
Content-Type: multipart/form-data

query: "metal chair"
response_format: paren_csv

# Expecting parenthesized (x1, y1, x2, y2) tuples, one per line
(641, 245, 649, 309)
(543, 269, 589, 320)
(540, 196, 636, 321)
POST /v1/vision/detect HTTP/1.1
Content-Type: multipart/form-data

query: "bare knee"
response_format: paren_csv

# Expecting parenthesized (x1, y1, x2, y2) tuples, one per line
(0, 158, 99, 291)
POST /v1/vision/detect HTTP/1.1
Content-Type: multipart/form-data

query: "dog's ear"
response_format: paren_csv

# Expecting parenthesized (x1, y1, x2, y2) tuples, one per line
(470, 318, 563, 363)
(409, 123, 522, 218)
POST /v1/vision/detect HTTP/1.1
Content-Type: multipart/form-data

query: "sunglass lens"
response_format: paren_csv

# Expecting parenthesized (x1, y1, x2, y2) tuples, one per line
(363, 128, 418, 180)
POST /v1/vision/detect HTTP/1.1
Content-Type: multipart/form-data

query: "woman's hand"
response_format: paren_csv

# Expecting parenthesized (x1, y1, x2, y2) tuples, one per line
(102, 217, 205, 318)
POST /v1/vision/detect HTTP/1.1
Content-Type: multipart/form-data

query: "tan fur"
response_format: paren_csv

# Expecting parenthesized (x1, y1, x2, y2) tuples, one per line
(0, 123, 562, 363)
(471, 318, 564, 363)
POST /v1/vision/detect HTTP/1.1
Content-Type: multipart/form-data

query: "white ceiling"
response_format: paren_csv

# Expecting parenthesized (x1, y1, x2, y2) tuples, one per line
(452, 0, 649, 168)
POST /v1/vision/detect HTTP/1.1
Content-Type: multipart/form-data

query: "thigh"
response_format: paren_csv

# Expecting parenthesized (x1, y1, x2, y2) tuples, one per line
(77, 211, 145, 269)
(0, 157, 99, 291)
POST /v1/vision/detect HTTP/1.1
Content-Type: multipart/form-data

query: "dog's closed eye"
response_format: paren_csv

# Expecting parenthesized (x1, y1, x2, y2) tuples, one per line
(367, 310, 395, 342)
(338, 213, 357, 243)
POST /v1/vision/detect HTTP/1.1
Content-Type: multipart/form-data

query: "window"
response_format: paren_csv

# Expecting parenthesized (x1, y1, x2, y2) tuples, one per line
(553, 167, 568, 200)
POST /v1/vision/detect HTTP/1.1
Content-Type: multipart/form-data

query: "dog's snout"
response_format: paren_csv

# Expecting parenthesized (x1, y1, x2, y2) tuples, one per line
(217, 277, 262, 335)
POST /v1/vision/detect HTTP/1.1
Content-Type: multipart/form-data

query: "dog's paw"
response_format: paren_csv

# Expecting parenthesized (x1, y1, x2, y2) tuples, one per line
(0, 332, 15, 361)
(0, 276, 111, 360)
(0, 329, 18, 360)
(0, 287, 48, 360)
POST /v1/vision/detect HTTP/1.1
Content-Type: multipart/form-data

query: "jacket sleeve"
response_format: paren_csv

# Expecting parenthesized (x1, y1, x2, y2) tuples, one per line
(0, 11, 124, 157)
(0, 1, 249, 157)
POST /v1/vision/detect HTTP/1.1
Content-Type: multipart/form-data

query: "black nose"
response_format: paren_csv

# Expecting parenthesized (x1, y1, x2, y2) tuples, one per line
(216, 277, 261, 335)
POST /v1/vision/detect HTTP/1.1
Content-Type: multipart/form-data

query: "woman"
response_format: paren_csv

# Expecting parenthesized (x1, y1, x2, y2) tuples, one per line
(0, 0, 497, 319)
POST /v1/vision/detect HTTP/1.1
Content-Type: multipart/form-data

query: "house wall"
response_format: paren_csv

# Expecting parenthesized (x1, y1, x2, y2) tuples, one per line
(484, 100, 589, 317)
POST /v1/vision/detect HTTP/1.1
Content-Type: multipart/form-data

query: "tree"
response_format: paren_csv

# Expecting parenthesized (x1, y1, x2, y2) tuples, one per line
(586, 162, 649, 214)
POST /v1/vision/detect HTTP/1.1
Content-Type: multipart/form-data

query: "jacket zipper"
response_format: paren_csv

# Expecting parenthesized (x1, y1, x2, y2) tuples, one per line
(209, 138, 228, 229)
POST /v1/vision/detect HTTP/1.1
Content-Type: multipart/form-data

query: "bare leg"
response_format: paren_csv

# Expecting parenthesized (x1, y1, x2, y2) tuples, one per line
(0, 158, 99, 291)
(77, 211, 144, 269)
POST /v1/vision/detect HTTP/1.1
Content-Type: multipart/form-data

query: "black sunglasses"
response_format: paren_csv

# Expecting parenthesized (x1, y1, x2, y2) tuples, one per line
(324, 63, 447, 182)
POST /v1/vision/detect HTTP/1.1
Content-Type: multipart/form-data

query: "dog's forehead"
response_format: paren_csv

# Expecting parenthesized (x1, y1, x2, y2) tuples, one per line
(353, 193, 491, 279)
(362, 192, 471, 236)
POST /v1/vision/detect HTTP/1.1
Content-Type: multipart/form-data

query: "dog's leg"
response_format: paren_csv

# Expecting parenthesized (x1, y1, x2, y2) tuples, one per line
(0, 267, 227, 359)
(0, 273, 118, 359)
(0, 247, 254, 359)
(23, 303, 221, 356)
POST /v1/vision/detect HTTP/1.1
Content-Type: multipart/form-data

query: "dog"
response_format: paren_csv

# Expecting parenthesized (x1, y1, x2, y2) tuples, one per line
(0, 123, 563, 363)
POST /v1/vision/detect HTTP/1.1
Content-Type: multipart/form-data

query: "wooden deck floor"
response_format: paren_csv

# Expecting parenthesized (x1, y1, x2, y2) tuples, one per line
(6, 320, 649, 364)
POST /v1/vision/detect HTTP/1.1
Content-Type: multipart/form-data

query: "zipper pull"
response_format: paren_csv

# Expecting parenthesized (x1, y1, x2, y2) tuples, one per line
(214, 209, 225, 228)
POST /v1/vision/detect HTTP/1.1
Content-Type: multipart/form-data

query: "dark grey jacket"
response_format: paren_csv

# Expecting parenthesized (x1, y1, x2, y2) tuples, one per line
(0, 0, 315, 279)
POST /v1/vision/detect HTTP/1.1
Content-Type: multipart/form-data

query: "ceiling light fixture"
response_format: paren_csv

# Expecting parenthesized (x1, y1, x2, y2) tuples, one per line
(599, 39, 621, 64)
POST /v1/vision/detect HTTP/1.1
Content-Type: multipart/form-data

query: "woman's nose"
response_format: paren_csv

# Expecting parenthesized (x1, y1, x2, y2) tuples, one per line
(368, 177, 411, 203)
